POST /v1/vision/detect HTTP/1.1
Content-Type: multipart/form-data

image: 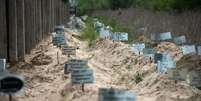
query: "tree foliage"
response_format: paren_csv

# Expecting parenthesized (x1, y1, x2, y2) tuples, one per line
(77, 0, 201, 14)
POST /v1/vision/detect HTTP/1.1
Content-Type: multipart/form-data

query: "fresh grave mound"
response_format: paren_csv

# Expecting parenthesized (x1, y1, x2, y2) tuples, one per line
(135, 73, 201, 101)
(176, 53, 201, 70)
(31, 53, 53, 66)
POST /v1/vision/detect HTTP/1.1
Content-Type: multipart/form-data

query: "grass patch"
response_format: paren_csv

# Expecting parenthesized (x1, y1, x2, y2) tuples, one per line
(132, 72, 143, 84)
(134, 58, 138, 65)
(80, 17, 99, 46)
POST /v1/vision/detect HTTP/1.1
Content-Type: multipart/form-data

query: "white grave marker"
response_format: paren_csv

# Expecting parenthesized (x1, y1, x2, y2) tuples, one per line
(62, 46, 76, 56)
(99, 28, 111, 39)
(118, 32, 128, 41)
(157, 60, 176, 73)
(112, 32, 128, 41)
(143, 48, 157, 59)
(174, 36, 186, 45)
(131, 43, 145, 55)
(158, 32, 172, 41)
(67, 59, 88, 72)
(181, 45, 196, 55)
(71, 68, 94, 84)
(99, 88, 136, 101)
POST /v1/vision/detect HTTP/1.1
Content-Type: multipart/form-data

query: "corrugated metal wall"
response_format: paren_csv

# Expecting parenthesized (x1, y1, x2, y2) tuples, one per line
(0, 0, 69, 62)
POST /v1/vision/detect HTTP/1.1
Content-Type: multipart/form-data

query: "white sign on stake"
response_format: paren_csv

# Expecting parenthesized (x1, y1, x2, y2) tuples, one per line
(158, 32, 172, 41)
(67, 59, 88, 71)
(62, 46, 76, 56)
(112, 32, 128, 41)
(71, 68, 94, 84)
(131, 43, 145, 55)
(99, 28, 111, 39)
(118, 32, 128, 41)
(181, 45, 196, 55)
(98, 88, 136, 101)
(52, 34, 66, 47)
(143, 48, 157, 59)
(157, 60, 176, 73)
(174, 36, 186, 45)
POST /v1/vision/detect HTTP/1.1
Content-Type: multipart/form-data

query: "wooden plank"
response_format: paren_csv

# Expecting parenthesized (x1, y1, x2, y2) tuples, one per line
(24, 0, 31, 54)
(8, 0, 18, 62)
(16, 0, 25, 61)
(38, 0, 42, 41)
(0, 0, 8, 59)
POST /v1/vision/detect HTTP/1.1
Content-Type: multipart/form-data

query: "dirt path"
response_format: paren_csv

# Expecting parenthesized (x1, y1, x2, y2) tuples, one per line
(8, 30, 118, 101)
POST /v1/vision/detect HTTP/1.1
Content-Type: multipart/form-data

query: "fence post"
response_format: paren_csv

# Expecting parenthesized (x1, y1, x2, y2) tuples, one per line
(0, 0, 8, 59)
(16, 0, 25, 61)
(8, 0, 18, 62)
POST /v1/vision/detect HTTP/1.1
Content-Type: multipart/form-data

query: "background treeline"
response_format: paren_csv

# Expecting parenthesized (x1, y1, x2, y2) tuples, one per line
(78, 0, 201, 14)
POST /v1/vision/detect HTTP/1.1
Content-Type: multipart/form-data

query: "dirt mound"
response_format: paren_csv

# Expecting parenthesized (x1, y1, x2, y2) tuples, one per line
(31, 53, 53, 66)
(177, 54, 201, 71)
(135, 73, 201, 101)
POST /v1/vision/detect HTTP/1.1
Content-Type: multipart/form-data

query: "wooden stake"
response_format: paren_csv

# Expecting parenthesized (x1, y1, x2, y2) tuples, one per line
(9, 95, 12, 101)
(81, 84, 85, 92)
(57, 51, 59, 64)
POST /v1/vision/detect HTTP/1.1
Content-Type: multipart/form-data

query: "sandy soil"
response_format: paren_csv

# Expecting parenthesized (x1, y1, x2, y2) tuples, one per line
(0, 29, 200, 101)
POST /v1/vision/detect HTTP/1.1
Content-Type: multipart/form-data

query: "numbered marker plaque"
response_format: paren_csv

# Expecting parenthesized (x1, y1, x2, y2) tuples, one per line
(157, 60, 176, 73)
(181, 45, 196, 55)
(67, 59, 88, 71)
(112, 32, 128, 41)
(154, 53, 172, 63)
(158, 32, 172, 41)
(62, 46, 76, 55)
(53, 34, 66, 47)
(99, 28, 111, 39)
(71, 68, 94, 84)
(99, 88, 136, 101)
(174, 36, 186, 45)
(143, 48, 157, 58)
(131, 43, 145, 55)
(118, 32, 128, 41)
